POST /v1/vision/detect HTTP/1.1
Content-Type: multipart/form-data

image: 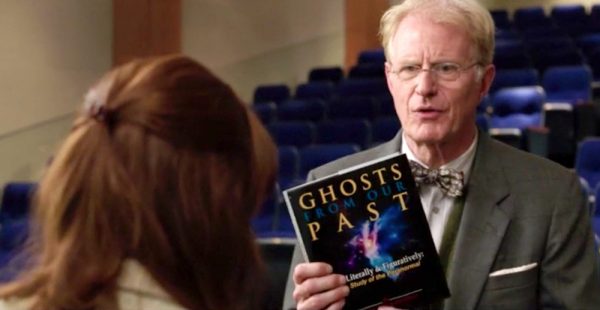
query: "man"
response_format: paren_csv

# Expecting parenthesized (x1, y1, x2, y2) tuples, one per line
(283, 0, 600, 309)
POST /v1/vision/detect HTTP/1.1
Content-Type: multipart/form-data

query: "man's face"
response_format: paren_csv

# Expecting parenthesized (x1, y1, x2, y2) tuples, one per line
(385, 14, 494, 148)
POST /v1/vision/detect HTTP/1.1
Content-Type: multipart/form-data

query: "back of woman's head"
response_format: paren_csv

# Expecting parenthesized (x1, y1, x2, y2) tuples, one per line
(1, 55, 276, 309)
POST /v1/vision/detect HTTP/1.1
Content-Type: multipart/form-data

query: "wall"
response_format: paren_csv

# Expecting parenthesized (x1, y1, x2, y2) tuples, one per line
(182, 0, 344, 103)
(0, 0, 111, 185)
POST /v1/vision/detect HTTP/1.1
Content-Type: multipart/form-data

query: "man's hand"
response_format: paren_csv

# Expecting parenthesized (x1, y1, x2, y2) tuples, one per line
(292, 262, 349, 310)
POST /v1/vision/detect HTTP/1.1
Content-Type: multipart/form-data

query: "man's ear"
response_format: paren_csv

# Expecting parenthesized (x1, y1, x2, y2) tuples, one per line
(479, 64, 495, 100)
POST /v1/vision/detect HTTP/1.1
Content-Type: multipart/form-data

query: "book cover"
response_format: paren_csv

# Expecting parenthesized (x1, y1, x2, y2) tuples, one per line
(283, 153, 449, 310)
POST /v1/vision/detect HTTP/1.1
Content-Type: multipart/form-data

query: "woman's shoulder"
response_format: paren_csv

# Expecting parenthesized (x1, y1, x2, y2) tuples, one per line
(0, 261, 186, 310)
(0, 296, 33, 310)
(117, 260, 186, 310)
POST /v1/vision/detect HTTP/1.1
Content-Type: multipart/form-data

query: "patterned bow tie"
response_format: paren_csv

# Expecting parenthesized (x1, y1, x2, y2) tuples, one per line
(409, 160, 464, 197)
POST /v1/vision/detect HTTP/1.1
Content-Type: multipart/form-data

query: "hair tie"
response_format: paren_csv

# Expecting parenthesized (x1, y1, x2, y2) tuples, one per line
(84, 89, 117, 130)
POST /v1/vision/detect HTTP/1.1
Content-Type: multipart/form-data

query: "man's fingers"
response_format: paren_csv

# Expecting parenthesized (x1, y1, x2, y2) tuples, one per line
(325, 298, 346, 310)
(293, 262, 333, 284)
(293, 273, 346, 302)
(297, 284, 350, 310)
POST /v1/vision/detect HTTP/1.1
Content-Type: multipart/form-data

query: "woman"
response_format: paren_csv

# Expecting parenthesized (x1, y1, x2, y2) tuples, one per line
(0, 55, 277, 309)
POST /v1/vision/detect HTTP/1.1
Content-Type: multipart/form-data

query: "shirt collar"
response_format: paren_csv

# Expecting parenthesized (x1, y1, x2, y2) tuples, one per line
(401, 131, 478, 184)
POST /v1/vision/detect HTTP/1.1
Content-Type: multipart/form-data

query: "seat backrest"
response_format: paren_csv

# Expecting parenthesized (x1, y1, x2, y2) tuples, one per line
(327, 97, 379, 120)
(308, 67, 344, 84)
(336, 78, 389, 99)
(348, 64, 385, 79)
(267, 121, 316, 147)
(277, 146, 300, 189)
(299, 144, 360, 177)
(277, 99, 326, 122)
(0, 182, 36, 221)
(490, 68, 539, 94)
(489, 114, 542, 130)
(576, 34, 600, 57)
(575, 137, 600, 190)
(514, 6, 550, 29)
(476, 113, 490, 132)
(357, 49, 386, 65)
(253, 102, 277, 124)
(490, 9, 511, 29)
(542, 65, 592, 103)
(316, 119, 372, 149)
(294, 81, 334, 100)
(253, 84, 291, 105)
(595, 183, 600, 216)
(372, 116, 401, 144)
(530, 48, 584, 74)
(492, 86, 546, 116)
(551, 4, 587, 25)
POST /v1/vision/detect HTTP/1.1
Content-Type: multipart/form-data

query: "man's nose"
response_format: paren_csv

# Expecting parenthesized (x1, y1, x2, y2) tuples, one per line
(415, 70, 437, 97)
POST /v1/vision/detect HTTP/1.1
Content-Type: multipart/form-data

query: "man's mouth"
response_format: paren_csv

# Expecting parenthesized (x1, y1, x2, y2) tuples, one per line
(414, 107, 444, 119)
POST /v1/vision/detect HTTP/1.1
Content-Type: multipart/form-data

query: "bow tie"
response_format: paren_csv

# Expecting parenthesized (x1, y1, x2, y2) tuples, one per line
(409, 160, 464, 197)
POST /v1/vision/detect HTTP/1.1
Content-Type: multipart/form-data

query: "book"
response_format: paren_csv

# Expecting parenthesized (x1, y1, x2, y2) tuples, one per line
(283, 152, 449, 310)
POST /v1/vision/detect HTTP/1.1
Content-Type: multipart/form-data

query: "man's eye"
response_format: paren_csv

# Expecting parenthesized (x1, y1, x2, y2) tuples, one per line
(400, 65, 421, 73)
(437, 64, 459, 73)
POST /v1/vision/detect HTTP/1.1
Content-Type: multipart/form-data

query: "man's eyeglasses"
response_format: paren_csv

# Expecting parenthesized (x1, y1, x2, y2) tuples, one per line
(389, 62, 480, 81)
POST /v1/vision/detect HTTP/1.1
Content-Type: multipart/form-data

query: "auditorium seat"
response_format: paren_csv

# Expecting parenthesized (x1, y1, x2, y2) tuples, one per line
(493, 40, 532, 69)
(476, 113, 490, 133)
(0, 182, 36, 282)
(348, 64, 385, 79)
(299, 144, 360, 178)
(372, 116, 401, 145)
(253, 84, 291, 105)
(257, 239, 296, 310)
(357, 49, 386, 65)
(253, 102, 277, 124)
(531, 49, 585, 74)
(490, 86, 545, 130)
(277, 99, 326, 122)
(327, 97, 379, 120)
(543, 103, 576, 167)
(252, 184, 282, 236)
(591, 184, 600, 243)
(583, 48, 600, 81)
(336, 78, 389, 99)
(489, 86, 548, 155)
(514, 6, 554, 31)
(308, 66, 344, 84)
(0, 182, 36, 222)
(575, 137, 600, 190)
(551, 4, 588, 36)
(542, 65, 592, 104)
(590, 4, 600, 33)
(294, 81, 334, 101)
(316, 119, 373, 149)
(490, 9, 512, 30)
(489, 68, 539, 94)
(575, 33, 600, 58)
(267, 121, 316, 148)
(277, 146, 301, 190)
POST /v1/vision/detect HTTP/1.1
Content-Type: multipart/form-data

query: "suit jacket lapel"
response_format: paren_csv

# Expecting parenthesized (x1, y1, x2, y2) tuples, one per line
(378, 130, 403, 156)
(445, 133, 513, 310)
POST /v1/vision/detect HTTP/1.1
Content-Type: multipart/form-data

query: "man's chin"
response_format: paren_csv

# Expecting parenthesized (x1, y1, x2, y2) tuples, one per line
(404, 130, 447, 146)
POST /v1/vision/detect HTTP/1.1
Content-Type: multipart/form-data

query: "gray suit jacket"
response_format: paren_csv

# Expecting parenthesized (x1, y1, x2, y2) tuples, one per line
(283, 132, 600, 309)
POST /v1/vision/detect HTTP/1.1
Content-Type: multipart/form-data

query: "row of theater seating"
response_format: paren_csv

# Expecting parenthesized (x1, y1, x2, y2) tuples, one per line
(491, 5, 600, 80)
(493, 31, 600, 80)
(250, 135, 600, 240)
(255, 65, 592, 108)
(492, 4, 600, 36)
(1, 132, 598, 297)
